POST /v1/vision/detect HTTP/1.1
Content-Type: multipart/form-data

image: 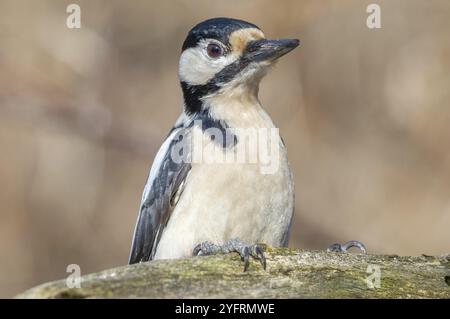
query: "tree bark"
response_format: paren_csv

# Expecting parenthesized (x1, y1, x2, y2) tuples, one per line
(16, 247, 450, 298)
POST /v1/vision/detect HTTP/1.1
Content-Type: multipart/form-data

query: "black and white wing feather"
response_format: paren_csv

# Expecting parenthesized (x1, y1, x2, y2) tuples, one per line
(128, 125, 191, 264)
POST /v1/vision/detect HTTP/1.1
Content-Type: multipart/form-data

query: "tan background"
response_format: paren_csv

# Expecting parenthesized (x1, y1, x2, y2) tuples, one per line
(1, 0, 449, 298)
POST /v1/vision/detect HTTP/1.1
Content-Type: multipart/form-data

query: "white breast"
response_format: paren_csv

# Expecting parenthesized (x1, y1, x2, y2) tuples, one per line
(153, 103, 294, 260)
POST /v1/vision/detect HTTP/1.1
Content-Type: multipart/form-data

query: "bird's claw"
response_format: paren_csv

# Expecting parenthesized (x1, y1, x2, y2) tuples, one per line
(327, 240, 367, 254)
(239, 244, 266, 272)
(193, 238, 266, 272)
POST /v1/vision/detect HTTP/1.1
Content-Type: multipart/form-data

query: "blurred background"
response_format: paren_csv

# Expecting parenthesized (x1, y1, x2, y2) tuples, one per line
(1, 0, 449, 297)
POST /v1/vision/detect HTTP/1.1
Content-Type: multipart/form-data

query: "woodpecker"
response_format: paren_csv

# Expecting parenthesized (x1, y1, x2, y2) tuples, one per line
(128, 17, 299, 270)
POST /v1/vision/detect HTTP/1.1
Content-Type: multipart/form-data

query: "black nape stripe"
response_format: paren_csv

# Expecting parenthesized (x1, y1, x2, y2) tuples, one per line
(181, 81, 219, 115)
(191, 109, 238, 148)
(180, 52, 255, 115)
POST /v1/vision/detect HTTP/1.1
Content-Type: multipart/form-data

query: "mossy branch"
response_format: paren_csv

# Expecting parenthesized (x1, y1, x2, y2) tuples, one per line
(16, 247, 450, 298)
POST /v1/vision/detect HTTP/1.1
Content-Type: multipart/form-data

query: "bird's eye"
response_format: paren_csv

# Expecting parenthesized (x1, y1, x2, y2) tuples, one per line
(206, 43, 223, 58)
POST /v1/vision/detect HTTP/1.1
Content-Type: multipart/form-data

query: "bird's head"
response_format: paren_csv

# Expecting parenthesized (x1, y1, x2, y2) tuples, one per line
(179, 17, 300, 115)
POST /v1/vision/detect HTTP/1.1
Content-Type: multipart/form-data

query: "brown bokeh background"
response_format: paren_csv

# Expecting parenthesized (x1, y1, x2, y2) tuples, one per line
(1, 0, 449, 297)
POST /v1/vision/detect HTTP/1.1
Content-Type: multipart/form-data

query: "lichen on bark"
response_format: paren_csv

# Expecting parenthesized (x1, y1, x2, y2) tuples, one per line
(16, 248, 450, 299)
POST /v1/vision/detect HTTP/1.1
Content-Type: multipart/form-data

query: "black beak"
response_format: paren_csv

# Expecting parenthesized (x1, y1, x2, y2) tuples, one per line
(244, 38, 300, 62)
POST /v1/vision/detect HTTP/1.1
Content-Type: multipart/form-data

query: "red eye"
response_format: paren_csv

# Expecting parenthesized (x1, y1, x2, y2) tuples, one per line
(207, 43, 223, 58)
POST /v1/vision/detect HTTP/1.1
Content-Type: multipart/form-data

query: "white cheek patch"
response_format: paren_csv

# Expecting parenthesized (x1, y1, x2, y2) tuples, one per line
(179, 39, 238, 86)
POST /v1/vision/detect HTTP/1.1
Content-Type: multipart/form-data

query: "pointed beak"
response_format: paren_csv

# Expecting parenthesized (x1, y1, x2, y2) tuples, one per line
(244, 38, 300, 63)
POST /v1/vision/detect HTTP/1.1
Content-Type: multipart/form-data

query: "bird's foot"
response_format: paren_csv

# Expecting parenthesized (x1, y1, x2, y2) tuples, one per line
(193, 238, 266, 272)
(327, 240, 367, 254)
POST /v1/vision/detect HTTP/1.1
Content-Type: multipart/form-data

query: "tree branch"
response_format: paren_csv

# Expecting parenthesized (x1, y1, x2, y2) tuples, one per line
(16, 247, 450, 298)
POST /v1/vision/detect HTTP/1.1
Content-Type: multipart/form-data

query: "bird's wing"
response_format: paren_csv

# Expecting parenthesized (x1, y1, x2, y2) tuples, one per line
(128, 125, 192, 264)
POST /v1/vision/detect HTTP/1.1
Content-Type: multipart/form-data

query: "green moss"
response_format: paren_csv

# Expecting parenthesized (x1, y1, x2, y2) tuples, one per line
(16, 247, 450, 299)
(53, 290, 89, 299)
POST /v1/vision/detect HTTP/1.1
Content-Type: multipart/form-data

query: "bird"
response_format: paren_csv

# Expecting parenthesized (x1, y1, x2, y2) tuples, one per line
(128, 17, 299, 270)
